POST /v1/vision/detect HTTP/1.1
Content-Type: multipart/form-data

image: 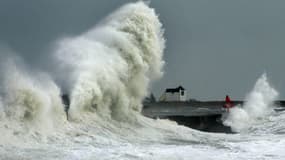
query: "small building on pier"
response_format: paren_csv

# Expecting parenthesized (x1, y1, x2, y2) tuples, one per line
(159, 85, 187, 102)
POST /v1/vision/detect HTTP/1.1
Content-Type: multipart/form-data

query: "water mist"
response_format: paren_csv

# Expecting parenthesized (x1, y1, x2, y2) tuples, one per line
(223, 73, 278, 132)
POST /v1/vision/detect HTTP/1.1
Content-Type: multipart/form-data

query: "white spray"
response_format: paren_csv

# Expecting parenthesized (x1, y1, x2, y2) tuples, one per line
(0, 59, 65, 138)
(223, 73, 278, 132)
(54, 2, 165, 122)
(0, 97, 4, 120)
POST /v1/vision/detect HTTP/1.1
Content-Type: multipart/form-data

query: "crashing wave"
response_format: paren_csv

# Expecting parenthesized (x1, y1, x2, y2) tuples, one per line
(54, 2, 165, 122)
(223, 73, 278, 132)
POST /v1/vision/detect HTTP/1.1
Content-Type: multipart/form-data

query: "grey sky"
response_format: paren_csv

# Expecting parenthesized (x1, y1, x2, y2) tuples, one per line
(0, 0, 284, 100)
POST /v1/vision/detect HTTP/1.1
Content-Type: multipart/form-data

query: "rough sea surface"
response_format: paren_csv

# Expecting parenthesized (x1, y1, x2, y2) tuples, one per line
(0, 2, 284, 160)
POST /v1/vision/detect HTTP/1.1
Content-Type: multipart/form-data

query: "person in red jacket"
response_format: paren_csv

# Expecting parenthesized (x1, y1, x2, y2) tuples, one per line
(223, 95, 234, 112)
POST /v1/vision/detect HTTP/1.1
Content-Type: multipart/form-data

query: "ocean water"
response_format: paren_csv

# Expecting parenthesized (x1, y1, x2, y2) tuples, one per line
(0, 2, 284, 160)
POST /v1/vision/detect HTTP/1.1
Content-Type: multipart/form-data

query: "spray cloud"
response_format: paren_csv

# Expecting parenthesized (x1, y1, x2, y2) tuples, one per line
(223, 73, 278, 132)
(54, 2, 165, 121)
(0, 56, 65, 135)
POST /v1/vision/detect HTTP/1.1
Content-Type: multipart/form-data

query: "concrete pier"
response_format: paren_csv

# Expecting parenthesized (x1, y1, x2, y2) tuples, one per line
(142, 101, 285, 133)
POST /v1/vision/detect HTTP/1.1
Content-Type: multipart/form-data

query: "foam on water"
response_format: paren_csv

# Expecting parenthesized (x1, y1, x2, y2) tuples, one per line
(0, 2, 285, 160)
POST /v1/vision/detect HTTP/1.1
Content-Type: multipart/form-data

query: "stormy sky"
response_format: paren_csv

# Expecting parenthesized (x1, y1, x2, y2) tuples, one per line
(0, 0, 284, 100)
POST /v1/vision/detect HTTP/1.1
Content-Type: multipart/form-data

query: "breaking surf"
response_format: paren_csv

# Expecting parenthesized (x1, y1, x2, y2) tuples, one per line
(0, 2, 284, 160)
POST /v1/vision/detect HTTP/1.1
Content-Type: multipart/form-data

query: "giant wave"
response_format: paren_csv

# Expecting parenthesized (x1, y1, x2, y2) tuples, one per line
(0, 2, 285, 160)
